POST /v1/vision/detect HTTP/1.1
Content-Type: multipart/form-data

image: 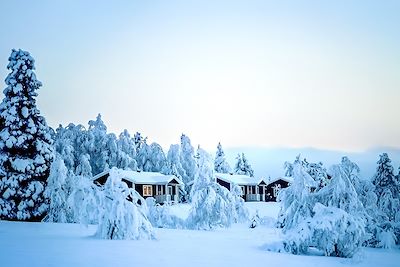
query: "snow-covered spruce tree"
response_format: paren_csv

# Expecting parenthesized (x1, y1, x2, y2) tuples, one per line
(234, 153, 254, 177)
(180, 134, 198, 185)
(372, 153, 399, 199)
(187, 148, 237, 230)
(0, 49, 54, 221)
(371, 153, 400, 245)
(305, 161, 329, 189)
(44, 155, 71, 223)
(96, 168, 155, 240)
(279, 162, 365, 258)
(214, 142, 231, 173)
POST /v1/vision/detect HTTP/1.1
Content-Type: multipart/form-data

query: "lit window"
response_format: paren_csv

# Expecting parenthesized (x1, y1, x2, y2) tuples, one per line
(143, 185, 153, 196)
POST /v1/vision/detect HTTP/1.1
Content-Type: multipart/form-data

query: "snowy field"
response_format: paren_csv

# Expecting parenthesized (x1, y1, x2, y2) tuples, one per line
(0, 202, 399, 267)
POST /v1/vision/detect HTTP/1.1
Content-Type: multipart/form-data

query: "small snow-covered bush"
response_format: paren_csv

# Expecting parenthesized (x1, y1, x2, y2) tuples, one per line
(146, 197, 185, 229)
(95, 168, 155, 240)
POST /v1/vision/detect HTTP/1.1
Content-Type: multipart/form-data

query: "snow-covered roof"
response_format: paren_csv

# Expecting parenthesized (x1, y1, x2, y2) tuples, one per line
(215, 173, 265, 186)
(266, 176, 294, 185)
(93, 169, 183, 185)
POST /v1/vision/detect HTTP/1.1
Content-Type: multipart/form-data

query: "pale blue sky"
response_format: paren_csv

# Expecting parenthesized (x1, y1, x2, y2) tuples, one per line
(1, 0, 399, 151)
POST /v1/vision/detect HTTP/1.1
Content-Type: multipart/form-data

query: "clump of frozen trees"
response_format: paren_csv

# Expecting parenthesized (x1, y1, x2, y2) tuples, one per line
(279, 153, 400, 257)
(0, 49, 54, 221)
(278, 159, 365, 258)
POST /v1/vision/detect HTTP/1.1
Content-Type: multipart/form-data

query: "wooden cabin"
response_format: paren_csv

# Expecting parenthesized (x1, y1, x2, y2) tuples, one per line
(215, 173, 267, 202)
(92, 170, 183, 204)
(265, 177, 293, 202)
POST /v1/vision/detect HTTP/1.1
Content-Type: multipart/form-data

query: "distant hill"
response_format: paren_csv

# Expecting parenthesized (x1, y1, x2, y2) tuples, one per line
(222, 147, 400, 180)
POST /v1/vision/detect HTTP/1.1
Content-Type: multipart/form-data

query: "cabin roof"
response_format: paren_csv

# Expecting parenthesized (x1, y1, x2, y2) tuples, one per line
(93, 169, 183, 185)
(266, 176, 294, 185)
(215, 173, 265, 186)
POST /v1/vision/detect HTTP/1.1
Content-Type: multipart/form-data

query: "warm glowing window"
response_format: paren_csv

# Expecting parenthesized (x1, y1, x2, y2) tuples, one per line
(143, 185, 153, 196)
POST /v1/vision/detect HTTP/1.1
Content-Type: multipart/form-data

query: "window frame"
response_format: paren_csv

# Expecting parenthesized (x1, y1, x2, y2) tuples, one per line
(143, 185, 153, 196)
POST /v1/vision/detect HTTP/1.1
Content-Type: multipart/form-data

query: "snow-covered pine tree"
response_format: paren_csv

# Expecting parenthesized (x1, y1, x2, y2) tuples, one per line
(305, 161, 329, 189)
(180, 134, 197, 185)
(0, 49, 54, 221)
(214, 142, 231, 173)
(234, 153, 254, 177)
(242, 153, 254, 177)
(371, 153, 400, 245)
(133, 132, 146, 151)
(187, 148, 238, 230)
(234, 153, 244, 174)
(372, 153, 399, 199)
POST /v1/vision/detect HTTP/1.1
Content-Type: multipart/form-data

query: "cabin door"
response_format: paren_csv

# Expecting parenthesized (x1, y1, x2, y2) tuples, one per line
(168, 186, 173, 195)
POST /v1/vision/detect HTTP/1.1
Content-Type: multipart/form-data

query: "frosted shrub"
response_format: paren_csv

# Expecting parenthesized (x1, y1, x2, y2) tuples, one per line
(96, 168, 154, 240)
(146, 198, 185, 229)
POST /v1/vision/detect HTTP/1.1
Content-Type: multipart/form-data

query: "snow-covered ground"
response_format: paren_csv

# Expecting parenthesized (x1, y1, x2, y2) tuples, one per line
(0, 202, 399, 267)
